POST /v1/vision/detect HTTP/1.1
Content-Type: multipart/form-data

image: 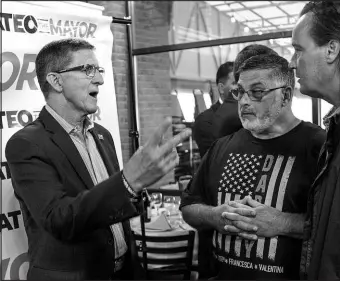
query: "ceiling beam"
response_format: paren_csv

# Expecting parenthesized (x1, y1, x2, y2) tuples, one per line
(212, 1, 299, 13)
(236, 2, 287, 51)
(233, 15, 297, 23)
(238, 2, 280, 30)
(269, 1, 290, 17)
(213, 3, 272, 11)
(133, 31, 292, 56)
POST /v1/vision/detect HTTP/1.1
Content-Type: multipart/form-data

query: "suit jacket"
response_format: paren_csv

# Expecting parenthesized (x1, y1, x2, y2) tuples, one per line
(193, 101, 221, 157)
(300, 106, 340, 279)
(5, 107, 142, 280)
(211, 98, 242, 140)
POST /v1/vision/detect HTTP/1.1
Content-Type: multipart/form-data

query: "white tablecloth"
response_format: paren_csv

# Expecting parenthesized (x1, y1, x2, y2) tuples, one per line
(130, 213, 198, 269)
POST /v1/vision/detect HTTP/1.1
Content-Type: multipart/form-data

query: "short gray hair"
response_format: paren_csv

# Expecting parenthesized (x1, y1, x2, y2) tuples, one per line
(237, 54, 295, 90)
(234, 44, 278, 82)
(36, 38, 95, 99)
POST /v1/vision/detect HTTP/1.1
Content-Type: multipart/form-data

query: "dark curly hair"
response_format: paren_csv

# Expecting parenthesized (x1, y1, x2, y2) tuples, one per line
(300, 1, 340, 70)
(216, 61, 234, 85)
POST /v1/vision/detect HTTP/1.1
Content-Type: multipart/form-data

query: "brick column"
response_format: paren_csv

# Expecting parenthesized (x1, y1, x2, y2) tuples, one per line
(87, 1, 132, 165)
(88, 1, 175, 186)
(133, 1, 174, 186)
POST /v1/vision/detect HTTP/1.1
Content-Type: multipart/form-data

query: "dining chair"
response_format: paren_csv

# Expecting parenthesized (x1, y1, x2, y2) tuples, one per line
(132, 230, 196, 280)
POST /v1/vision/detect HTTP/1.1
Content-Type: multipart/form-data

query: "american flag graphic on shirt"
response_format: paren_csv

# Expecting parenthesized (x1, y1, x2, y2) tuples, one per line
(213, 152, 295, 262)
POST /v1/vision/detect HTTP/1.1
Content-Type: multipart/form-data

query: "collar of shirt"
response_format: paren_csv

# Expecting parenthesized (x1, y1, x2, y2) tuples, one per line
(45, 104, 94, 135)
(323, 105, 340, 131)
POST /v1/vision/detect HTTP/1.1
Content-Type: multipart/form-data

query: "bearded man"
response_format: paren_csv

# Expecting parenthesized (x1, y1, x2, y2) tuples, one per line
(180, 54, 325, 280)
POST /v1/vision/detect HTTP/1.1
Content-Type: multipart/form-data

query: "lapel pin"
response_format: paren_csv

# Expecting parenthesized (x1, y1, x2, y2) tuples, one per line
(98, 134, 104, 140)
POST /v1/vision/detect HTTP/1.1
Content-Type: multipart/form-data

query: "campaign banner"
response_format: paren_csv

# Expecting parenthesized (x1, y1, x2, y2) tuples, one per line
(1, 1, 122, 279)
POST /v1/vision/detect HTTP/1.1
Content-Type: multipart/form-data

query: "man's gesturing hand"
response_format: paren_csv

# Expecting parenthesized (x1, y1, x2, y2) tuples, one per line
(123, 117, 191, 192)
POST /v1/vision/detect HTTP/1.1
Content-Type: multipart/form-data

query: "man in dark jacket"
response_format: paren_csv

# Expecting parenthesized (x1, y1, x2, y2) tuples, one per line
(193, 62, 235, 158)
(289, 1, 340, 279)
(5, 38, 191, 280)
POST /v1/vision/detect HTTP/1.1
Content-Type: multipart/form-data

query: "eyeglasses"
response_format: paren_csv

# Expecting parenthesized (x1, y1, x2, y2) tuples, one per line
(56, 64, 105, 78)
(230, 86, 286, 102)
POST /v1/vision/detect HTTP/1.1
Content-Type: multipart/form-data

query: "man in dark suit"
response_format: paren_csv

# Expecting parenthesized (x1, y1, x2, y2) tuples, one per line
(5, 38, 191, 280)
(193, 62, 235, 158)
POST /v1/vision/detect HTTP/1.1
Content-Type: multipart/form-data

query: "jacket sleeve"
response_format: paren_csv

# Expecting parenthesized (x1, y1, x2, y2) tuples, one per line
(193, 113, 215, 158)
(5, 136, 142, 242)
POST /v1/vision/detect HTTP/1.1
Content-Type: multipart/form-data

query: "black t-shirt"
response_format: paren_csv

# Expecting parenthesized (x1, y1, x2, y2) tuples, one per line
(181, 121, 326, 280)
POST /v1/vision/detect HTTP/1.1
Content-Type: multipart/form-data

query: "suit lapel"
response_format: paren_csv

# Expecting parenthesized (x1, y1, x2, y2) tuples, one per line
(89, 126, 120, 176)
(90, 127, 132, 242)
(52, 132, 94, 189)
(40, 107, 94, 190)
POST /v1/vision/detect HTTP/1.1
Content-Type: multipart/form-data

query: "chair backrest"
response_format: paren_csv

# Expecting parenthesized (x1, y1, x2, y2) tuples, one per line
(132, 230, 195, 279)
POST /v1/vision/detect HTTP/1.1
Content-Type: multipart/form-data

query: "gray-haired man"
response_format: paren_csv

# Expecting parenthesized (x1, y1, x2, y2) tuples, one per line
(180, 54, 325, 279)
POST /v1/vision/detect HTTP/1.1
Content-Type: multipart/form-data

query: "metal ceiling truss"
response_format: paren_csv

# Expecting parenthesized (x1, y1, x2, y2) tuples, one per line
(171, 2, 221, 76)
(197, 4, 220, 70)
(209, 1, 304, 37)
(238, 15, 296, 24)
(212, 1, 298, 12)
(174, 3, 198, 72)
(232, 2, 290, 54)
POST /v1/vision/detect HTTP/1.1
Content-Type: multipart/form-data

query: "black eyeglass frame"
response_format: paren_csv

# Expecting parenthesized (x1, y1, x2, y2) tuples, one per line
(230, 86, 287, 102)
(55, 64, 105, 78)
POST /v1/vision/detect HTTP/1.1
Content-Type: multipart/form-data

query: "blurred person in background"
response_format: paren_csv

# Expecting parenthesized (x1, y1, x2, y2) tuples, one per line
(5, 38, 191, 280)
(289, 1, 340, 279)
(181, 54, 325, 280)
(193, 62, 237, 158)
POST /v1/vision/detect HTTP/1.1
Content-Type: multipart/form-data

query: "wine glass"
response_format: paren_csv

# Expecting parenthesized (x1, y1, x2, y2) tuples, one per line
(173, 197, 184, 226)
(150, 192, 163, 215)
(173, 196, 181, 213)
(163, 196, 175, 209)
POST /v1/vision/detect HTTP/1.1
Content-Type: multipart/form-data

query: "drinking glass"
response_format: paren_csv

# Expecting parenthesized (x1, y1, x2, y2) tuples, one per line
(150, 192, 163, 215)
(173, 197, 181, 213)
(163, 196, 175, 212)
(173, 197, 185, 226)
(178, 175, 192, 191)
